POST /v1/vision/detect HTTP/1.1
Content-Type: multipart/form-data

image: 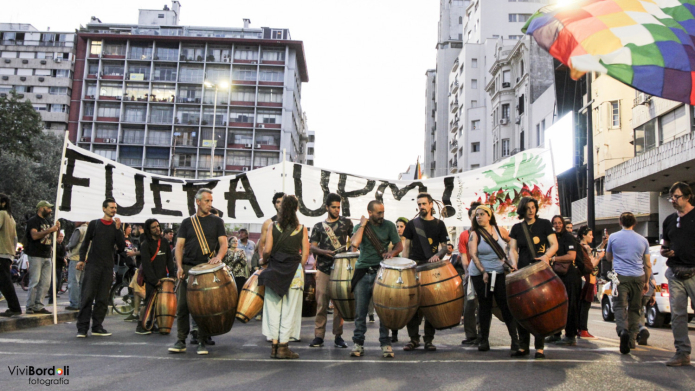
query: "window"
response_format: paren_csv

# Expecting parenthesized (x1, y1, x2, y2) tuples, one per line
(472, 58, 478, 68)
(35, 69, 51, 76)
(99, 83, 122, 97)
(502, 139, 510, 157)
(83, 102, 94, 116)
(17, 69, 33, 76)
(471, 79, 478, 89)
(271, 30, 283, 39)
(230, 109, 254, 123)
(102, 63, 124, 76)
(227, 153, 252, 167)
(233, 66, 257, 81)
(254, 152, 279, 167)
(90, 41, 102, 55)
(49, 104, 69, 113)
(508, 35, 524, 40)
(95, 124, 118, 140)
(471, 120, 480, 130)
(509, 14, 532, 22)
(459, 16, 463, 24)
(158, 13, 165, 18)
(205, 66, 231, 84)
(536, 124, 541, 146)
(234, 47, 259, 61)
(471, 100, 477, 108)
(231, 87, 255, 102)
(634, 118, 657, 156)
(541, 119, 546, 146)
(149, 106, 173, 124)
(503, 70, 511, 85)
(97, 103, 120, 118)
(181, 45, 205, 61)
(259, 68, 284, 82)
(49, 87, 69, 95)
(520, 60, 525, 77)
(155, 65, 178, 81)
(258, 88, 282, 103)
(94, 148, 117, 160)
(261, 49, 285, 62)
(257, 109, 281, 124)
(123, 105, 146, 122)
(102, 42, 126, 56)
(155, 44, 179, 61)
(128, 45, 152, 60)
(518, 94, 525, 115)
(610, 101, 620, 128)
(19, 52, 34, 59)
(471, 142, 480, 152)
(502, 104, 510, 119)
(53, 69, 70, 78)
(1, 51, 17, 58)
(128, 64, 151, 80)
(471, 164, 480, 169)
(659, 105, 688, 144)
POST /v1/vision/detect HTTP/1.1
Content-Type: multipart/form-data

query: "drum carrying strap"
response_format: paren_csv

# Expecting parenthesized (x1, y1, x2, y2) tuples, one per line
(191, 215, 214, 259)
(363, 223, 386, 257)
(476, 227, 515, 270)
(412, 217, 435, 259)
(521, 221, 538, 260)
(322, 221, 343, 251)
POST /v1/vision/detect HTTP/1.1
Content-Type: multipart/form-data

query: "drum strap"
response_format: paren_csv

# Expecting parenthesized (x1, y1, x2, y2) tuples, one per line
(322, 221, 343, 251)
(521, 222, 537, 260)
(191, 215, 213, 258)
(363, 223, 386, 257)
(476, 227, 515, 271)
(412, 217, 435, 259)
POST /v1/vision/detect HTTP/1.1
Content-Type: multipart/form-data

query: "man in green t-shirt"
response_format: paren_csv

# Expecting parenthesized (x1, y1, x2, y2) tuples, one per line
(349, 200, 402, 358)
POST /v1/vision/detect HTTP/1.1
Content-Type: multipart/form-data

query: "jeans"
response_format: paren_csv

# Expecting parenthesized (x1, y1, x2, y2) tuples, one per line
(176, 265, 208, 341)
(0, 257, 21, 312)
(666, 268, 695, 355)
(352, 272, 390, 346)
(26, 256, 52, 311)
(613, 274, 644, 340)
(77, 263, 113, 332)
(68, 260, 83, 308)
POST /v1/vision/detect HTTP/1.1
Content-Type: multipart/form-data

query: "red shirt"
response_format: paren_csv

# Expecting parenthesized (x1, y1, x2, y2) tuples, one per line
(458, 230, 470, 255)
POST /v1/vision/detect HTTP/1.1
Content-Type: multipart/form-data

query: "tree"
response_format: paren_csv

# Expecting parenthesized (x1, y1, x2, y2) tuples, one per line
(0, 91, 45, 160)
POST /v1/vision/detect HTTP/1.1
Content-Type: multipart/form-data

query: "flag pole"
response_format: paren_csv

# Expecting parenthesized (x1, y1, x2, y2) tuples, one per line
(51, 131, 70, 325)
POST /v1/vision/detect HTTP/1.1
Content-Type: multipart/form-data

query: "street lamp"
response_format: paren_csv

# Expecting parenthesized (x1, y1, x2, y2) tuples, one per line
(204, 80, 228, 177)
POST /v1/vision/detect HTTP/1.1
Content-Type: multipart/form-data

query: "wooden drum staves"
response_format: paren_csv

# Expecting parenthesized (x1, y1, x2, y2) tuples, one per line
(236, 269, 265, 323)
(417, 261, 465, 330)
(372, 258, 420, 330)
(505, 261, 568, 338)
(155, 278, 177, 335)
(187, 263, 238, 336)
(328, 252, 359, 321)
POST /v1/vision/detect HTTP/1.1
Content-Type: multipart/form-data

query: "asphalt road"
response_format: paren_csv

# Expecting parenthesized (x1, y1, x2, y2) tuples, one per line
(2, 284, 695, 391)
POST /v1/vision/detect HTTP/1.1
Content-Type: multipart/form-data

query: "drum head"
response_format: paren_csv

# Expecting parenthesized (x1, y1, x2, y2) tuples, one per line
(380, 257, 416, 270)
(506, 260, 548, 283)
(160, 277, 176, 283)
(188, 263, 226, 275)
(334, 252, 360, 259)
(416, 260, 448, 272)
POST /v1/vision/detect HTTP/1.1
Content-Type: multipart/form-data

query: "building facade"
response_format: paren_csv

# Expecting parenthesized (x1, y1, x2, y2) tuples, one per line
(68, 2, 309, 179)
(424, 69, 437, 177)
(306, 130, 314, 166)
(0, 23, 75, 133)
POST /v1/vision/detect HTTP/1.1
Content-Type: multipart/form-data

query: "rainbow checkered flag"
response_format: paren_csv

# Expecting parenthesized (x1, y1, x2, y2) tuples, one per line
(524, 0, 695, 104)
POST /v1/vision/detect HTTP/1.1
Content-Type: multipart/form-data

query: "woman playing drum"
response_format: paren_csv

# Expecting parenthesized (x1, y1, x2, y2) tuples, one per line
(258, 195, 310, 359)
(468, 205, 519, 352)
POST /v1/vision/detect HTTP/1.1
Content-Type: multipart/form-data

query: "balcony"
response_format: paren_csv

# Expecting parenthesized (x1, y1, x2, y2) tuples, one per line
(100, 72, 124, 80)
(606, 132, 695, 192)
(571, 192, 658, 226)
(145, 158, 169, 168)
(450, 120, 459, 134)
(119, 158, 143, 167)
(450, 101, 459, 114)
(450, 141, 458, 154)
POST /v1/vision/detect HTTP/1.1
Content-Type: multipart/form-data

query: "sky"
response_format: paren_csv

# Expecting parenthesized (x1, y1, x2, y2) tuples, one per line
(4, 0, 439, 179)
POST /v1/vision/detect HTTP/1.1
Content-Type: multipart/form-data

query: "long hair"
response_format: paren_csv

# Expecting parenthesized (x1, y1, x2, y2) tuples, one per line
(551, 215, 567, 235)
(516, 197, 540, 220)
(143, 218, 160, 246)
(0, 193, 11, 215)
(277, 195, 299, 231)
(471, 206, 499, 231)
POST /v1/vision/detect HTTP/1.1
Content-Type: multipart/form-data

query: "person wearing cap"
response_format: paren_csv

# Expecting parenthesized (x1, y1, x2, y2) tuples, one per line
(24, 200, 60, 315)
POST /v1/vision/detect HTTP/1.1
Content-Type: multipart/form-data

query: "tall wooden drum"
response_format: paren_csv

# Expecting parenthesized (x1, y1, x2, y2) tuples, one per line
(417, 261, 464, 330)
(373, 258, 420, 330)
(236, 269, 265, 323)
(155, 278, 177, 335)
(329, 252, 359, 321)
(187, 263, 238, 336)
(505, 261, 568, 338)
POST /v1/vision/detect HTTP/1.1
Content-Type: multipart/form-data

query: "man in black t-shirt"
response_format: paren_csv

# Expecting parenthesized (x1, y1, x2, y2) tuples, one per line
(661, 182, 695, 367)
(402, 193, 450, 352)
(169, 188, 227, 356)
(24, 201, 61, 315)
(309, 193, 354, 349)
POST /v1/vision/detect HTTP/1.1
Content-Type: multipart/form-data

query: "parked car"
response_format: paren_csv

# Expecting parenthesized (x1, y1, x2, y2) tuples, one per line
(600, 246, 694, 327)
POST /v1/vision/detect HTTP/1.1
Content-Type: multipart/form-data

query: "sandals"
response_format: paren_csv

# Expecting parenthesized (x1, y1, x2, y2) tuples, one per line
(424, 342, 437, 351)
(403, 341, 420, 351)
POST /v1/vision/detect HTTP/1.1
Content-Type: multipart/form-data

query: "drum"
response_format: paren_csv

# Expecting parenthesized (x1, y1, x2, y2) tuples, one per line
(155, 278, 177, 335)
(329, 252, 359, 321)
(506, 261, 568, 338)
(236, 269, 265, 323)
(187, 263, 238, 336)
(303, 269, 318, 317)
(372, 258, 420, 330)
(417, 261, 464, 330)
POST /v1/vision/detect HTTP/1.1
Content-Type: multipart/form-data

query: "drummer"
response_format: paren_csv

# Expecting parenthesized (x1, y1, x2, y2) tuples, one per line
(350, 200, 403, 358)
(309, 193, 353, 349)
(401, 193, 450, 352)
(169, 188, 227, 356)
(136, 218, 175, 335)
(508, 196, 558, 359)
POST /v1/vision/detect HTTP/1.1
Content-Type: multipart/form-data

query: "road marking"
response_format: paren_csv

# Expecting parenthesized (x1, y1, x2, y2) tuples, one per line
(0, 338, 148, 346)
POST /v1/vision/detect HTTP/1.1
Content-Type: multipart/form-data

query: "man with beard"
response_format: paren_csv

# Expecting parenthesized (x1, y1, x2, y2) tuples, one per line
(25, 201, 61, 315)
(309, 193, 353, 349)
(402, 193, 450, 352)
(76, 199, 126, 337)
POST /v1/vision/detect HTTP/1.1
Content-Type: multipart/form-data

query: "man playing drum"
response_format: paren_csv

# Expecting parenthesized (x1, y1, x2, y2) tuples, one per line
(350, 200, 403, 358)
(168, 188, 227, 355)
(401, 193, 450, 352)
(309, 193, 353, 349)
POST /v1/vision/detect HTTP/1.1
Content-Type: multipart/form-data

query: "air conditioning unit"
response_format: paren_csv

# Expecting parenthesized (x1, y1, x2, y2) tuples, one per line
(104, 139, 111, 144)
(80, 137, 87, 142)
(636, 93, 651, 105)
(256, 144, 262, 148)
(55, 58, 62, 63)
(22, 59, 28, 64)
(244, 143, 252, 148)
(112, 138, 117, 143)
(251, 60, 257, 64)
(40, 60, 47, 65)
(242, 167, 249, 171)
(499, 119, 509, 125)
(259, 124, 265, 128)
(502, 82, 510, 88)
(20, 77, 26, 81)
(38, 77, 45, 82)
(36, 94, 43, 99)
(1, 76, 8, 80)
(3, 59, 10, 64)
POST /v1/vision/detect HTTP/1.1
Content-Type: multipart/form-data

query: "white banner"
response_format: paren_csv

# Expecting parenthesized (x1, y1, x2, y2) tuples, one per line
(58, 142, 560, 227)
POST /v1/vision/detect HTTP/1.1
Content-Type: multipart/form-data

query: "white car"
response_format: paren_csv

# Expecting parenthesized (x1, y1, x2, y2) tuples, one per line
(600, 246, 694, 327)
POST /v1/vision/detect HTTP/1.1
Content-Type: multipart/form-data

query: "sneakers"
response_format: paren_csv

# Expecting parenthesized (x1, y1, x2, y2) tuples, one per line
(637, 328, 650, 346)
(619, 330, 631, 355)
(65, 306, 79, 311)
(92, 328, 112, 336)
(368, 315, 375, 323)
(554, 337, 577, 346)
(666, 352, 691, 367)
(169, 340, 186, 353)
(0, 309, 21, 317)
(190, 330, 199, 345)
(135, 325, 152, 335)
(578, 330, 597, 340)
(25, 309, 34, 314)
(350, 343, 364, 357)
(309, 337, 324, 347)
(124, 314, 139, 322)
(335, 336, 348, 348)
(34, 308, 51, 315)
(76, 331, 87, 338)
(381, 345, 394, 358)
(461, 337, 478, 346)
(197, 343, 208, 355)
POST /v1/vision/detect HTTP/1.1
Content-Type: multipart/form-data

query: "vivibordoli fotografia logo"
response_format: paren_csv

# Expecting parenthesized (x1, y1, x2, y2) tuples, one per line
(8, 365, 71, 386)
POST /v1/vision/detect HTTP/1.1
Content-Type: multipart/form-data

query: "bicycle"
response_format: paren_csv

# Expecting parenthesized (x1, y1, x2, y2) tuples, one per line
(109, 264, 141, 315)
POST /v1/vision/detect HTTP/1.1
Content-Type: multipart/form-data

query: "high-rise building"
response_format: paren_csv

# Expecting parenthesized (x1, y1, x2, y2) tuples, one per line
(424, 69, 437, 177)
(306, 130, 315, 166)
(0, 24, 75, 134)
(67, 1, 310, 179)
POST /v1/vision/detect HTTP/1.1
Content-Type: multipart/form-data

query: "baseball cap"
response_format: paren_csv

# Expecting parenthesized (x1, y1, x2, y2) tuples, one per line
(36, 201, 54, 209)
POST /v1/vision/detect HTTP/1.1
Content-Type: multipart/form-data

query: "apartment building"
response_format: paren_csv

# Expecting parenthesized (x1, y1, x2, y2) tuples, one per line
(424, 69, 437, 177)
(68, 2, 310, 179)
(0, 23, 75, 133)
(306, 130, 315, 166)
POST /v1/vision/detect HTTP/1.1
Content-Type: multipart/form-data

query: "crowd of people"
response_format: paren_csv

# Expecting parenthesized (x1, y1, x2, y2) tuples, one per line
(0, 181, 693, 367)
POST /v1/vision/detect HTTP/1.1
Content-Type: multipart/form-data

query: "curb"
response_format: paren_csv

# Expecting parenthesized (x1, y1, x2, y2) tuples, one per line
(0, 307, 124, 333)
